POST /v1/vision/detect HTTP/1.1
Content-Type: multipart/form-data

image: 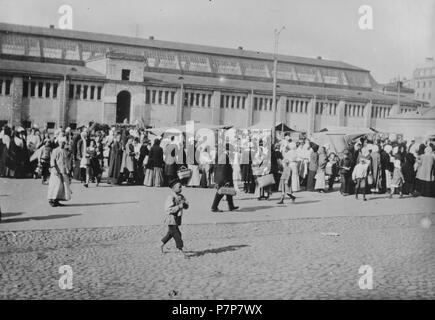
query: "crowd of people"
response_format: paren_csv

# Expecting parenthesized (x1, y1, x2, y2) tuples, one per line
(1, 123, 435, 209)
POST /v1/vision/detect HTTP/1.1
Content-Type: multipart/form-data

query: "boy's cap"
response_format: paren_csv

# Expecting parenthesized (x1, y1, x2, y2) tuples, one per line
(168, 178, 181, 189)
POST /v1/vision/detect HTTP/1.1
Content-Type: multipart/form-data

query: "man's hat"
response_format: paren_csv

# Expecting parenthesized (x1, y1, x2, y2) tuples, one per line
(168, 178, 181, 189)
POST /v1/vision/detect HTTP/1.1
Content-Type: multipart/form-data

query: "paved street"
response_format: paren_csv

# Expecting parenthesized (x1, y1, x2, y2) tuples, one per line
(0, 178, 434, 299)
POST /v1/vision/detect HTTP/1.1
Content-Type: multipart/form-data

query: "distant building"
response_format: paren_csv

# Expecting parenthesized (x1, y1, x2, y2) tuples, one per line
(373, 79, 416, 109)
(413, 57, 435, 107)
(0, 23, 423, 133)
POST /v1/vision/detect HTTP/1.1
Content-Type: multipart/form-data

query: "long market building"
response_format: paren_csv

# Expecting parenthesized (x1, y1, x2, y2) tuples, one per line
(0, 23, 424, 133)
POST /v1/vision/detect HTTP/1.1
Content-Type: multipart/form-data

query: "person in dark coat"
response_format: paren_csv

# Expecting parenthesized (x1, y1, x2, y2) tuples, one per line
(241, 143, 255, 193)
(402, 152, 416, 195)
(339, 149, 352, 195)
(71, 132, 82, 181)
(211, 146, 239, 212)
(149, 138, 165, 187)
(379, 145, 390, 194)
(135, 137, 149, 185)
(306, 144, 319, 191)
(107, 133, 123, 185)
(164, 136, 179, 185)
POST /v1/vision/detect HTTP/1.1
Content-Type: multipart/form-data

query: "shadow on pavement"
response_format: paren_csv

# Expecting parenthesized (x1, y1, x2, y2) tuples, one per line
(237, 206, 275, 212)
(1, 214, 81, 223)
(292, 200, 321, 205)
(65, 201, 139, 207)
(1, 212, 24, 218)
(186, 245, 249, 257)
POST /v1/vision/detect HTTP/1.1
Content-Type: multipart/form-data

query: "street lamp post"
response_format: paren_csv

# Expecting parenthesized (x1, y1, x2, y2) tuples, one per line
(397, 76, 401, 112)
(272, 26, 285, 141)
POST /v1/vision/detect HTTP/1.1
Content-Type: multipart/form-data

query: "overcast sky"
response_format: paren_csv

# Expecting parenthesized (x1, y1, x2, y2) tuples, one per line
(0, 0, 434, 83)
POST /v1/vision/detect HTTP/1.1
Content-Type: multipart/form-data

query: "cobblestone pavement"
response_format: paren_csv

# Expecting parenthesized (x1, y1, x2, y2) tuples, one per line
(1, 213, 434, 299)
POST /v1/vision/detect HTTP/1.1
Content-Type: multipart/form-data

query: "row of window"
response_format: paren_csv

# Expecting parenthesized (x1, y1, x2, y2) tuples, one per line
(23, 81, 58, 99)
(371, 106, 391, 119)
(416, 92, 432, 100)
(287, 99, 309, 114)
(344, 104, 365, 117)
(0, 79, 12, 96)
(221, 94, 246, 109)
(416, 80, 433, 88)
(252, 97, 279, 111)
(184, 92, 212, 108)
(145, 89, 176, 105)
(401, 108, 414, 114)
(68, 84, 103, 100)
(415, 68, 435, 77)
(316, 102, 339, 116)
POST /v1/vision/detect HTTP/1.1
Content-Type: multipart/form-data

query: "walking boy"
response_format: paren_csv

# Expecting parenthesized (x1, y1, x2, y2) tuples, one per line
(352, 156, 369, 201)
(161, 178, 189, 256)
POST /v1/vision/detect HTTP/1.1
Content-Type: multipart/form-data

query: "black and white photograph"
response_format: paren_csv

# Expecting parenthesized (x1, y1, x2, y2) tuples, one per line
(0, 0, 434, 304)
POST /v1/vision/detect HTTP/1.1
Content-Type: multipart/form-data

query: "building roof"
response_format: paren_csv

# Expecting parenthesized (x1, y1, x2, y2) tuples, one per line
(0, 59, 105, 80)
(0, 23, 367, 72)
(375, 82, 414, 94)
(143, 71, 419, 105)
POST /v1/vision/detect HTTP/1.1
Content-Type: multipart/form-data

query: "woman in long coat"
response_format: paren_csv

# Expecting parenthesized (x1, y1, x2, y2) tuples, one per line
(415, 146, 435, 197)
(402, 152, 416, 195)
(314, 146, 327, 192)
(0, 126, 11, 177)
(306, 144, 318, 191)
(107, 133, 123, 185)
(47, 137, 71, 207)
(370, 145, 382, 193)
(149, 139, 164, 187)
(87, 139, 102, 186)
(120, 136, 136, 184)
(164, 138, 179, 184)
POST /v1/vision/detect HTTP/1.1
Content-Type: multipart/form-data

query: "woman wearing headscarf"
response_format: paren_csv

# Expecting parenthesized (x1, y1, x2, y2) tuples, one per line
(277, 143, 297, 204)
(120, 135, 135, 184)
(47, 137, 72, 207)
(326, 152, 339, 192)
(402, 152, 416, 195)
(107, 132, 123, 185)
(87, 139, 102, 186)
(187, 140, 201, 188)
(253, 140, 272, 200)
(383, 144, 394, 192)
(415, 146, 435, 197)
(9, 128, 30, 178)
(164, 136, 179, 185)
(306, 143, 318, 191)
(0, 126, 11, 177)
(287, 142, 300, 193)
(369, 145, 382, 193)
(314, 146, 327, 192)
(339, 149, 352, 195)
(379, 143, 390, 194)
(298, 140, 310, 188)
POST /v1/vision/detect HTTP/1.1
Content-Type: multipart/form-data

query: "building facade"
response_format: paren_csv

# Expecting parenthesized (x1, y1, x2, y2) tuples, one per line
(413, 58, 435, 108)
(0, 23, 423, 133)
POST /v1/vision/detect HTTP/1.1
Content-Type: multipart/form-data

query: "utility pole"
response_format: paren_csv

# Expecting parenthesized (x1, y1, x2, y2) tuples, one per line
(397, 75, 401, 112)
(272, 26, 285, 141)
